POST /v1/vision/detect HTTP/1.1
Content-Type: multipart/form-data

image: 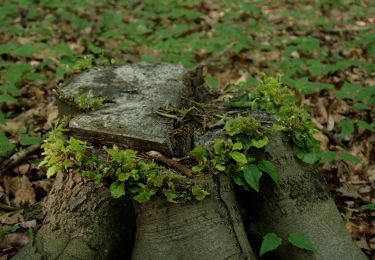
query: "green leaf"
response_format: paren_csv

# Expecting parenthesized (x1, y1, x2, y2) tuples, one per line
(189, 146, 208, 163)
(192, 185, 209, 201)
(0, 93, 16, 104)
(319, 151, 337, 163)
(205, 75, 219, 90)
(0, 111, 5, 123)
(110, 181, 125, 198)
(362, 203, 375, 210)
(257, 160, 278, 183)
(340, 152, 361, 163)
(339, 119, 354, 137)
(336, 82, 361, 100)
(215, 164, 225, 171)
(302, 153, 320, 164)
(232, 142, 243, 150)
(0, 133, 15, 153)
(164, 191, 177, 203)
(259, 233, 282, 257)
(214, 138, 225, 154)
(357, 120, 375, 131)
(133, 189, 156, 203)
(192, 165, 205, 172)
(229, 151, 248, 164)
(288, 233, 315, 252)
(243, 164, 263, 192)
(251, 136, 268, 148)
(46, 165, 58, 178)
(20, 134, 43, 146)
(0, 225, 20, 234)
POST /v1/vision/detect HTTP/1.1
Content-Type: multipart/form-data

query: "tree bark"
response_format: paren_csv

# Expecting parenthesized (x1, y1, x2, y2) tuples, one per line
(237, 133, 367, 260)
(131, 174, 256, 260)
(12, 172, 135, 260)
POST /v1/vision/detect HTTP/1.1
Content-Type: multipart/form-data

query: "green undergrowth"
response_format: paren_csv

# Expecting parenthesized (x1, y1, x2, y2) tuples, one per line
(40, 119, 209, 204)
(189, 76, 322, 192)
(55, 86, 107, 112)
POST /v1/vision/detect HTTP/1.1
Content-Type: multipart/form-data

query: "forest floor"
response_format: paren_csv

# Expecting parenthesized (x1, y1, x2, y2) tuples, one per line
(0, 0, 374, 259)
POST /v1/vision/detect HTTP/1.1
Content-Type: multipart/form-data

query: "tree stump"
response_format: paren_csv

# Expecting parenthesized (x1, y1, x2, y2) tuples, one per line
(131, 174, 254, 260)
(13, 63, 366, 260)
(237, 132, 367, 260)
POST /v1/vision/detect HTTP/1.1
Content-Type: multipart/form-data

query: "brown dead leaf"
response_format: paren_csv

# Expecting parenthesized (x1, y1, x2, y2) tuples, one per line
(33, 179, 52, 194)
(0, 232, 29, 250)
(0, 211, 24, 225)
(3, 176, 36, 206)
(314, 131, 330, 150)
(0, 104, 44, 135)
(44, 103, 58, 129)
(14, 164, 31, 175)
(369, 237, 375, 250)
(315, 98, 328, 125)
(355, 236, 371, 251)
(336, 183, 361, 199)
(19, 220, 36, 229)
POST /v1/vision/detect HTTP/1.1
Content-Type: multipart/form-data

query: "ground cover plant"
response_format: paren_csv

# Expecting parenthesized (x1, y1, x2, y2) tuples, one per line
(0, 0, 374, 258)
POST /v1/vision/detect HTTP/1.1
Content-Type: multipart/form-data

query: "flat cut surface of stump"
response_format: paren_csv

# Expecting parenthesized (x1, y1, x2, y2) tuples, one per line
(58, 63, 201, 156)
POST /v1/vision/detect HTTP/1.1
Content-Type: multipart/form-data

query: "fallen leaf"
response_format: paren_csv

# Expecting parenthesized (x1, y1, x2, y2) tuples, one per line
(313, 131, 329, 150)
(336, 183, 361, 199)
(0, 211, 24, 225)
(15, 164, 31, 175)
(3, 176, 36, 206)
(0, 232, 29, 250)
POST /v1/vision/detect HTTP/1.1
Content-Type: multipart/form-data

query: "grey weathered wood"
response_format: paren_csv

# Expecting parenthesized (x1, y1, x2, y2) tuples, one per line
(57, 63, 203, 157)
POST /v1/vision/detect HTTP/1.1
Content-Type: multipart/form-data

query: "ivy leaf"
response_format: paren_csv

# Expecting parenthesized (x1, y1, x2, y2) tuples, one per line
(257, 160, 278, 183)
(229, 151, 248, 164)
(288, 233, 315, 252)
(259, 233, 282, 257)
(243, 164, 263, 192)
(110, 181, 125, 198)
(339, 119, 354, 137)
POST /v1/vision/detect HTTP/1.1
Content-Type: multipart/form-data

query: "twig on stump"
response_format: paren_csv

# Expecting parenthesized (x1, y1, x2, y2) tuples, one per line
(146, 151, 193, 177)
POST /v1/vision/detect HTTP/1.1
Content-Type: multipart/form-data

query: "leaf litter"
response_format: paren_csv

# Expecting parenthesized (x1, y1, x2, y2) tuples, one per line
(0, 0, 374, 258)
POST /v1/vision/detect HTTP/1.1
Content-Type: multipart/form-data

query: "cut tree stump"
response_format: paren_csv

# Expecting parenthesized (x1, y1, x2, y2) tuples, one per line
(131, 174, 255, 260)
(13, 63, 367, 260)
(237, 132, 367, 260)
(12, 171, 135, 260)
